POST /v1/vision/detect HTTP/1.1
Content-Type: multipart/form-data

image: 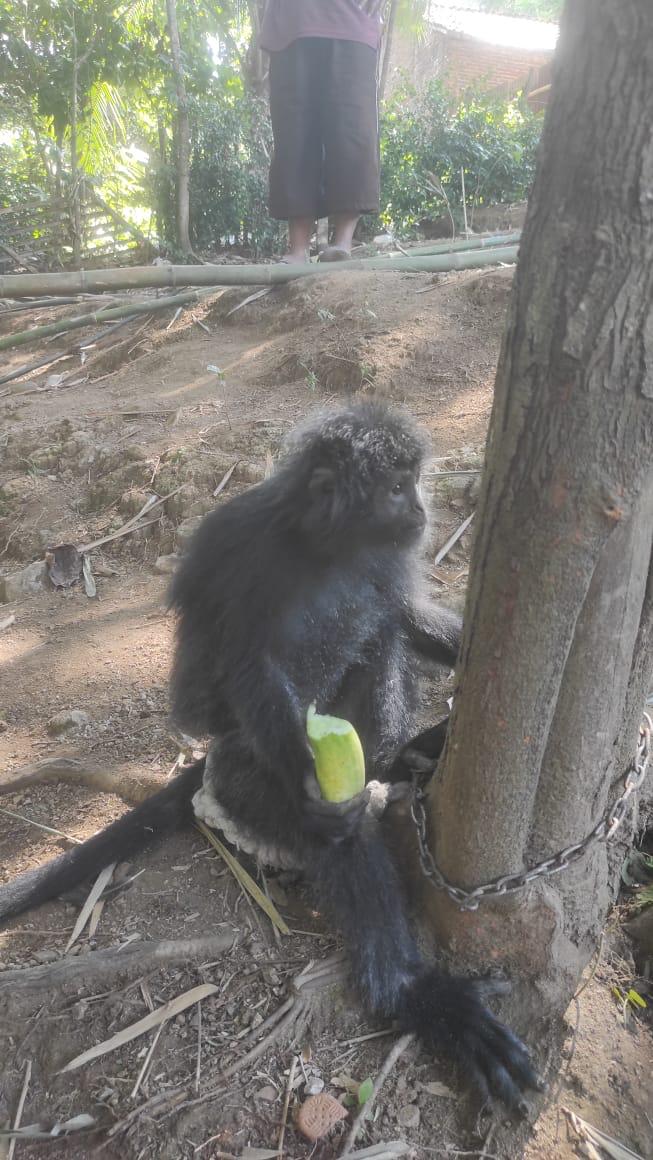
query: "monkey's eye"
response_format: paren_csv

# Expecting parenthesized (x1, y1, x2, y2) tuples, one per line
(391, 481, 404, 495)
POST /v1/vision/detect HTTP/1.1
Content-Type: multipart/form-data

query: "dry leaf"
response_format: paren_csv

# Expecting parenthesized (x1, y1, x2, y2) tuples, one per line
(196, 821, 289, 935)
(420, 1080, 457, 1099)
(331, 1073, 360, 1095)
(562, 1108, 645, 1160)
(65, 862, 116, 953)
(213, 460, 240, 497)
(82, 554, 97, 597)
(59, 983, 218, 1073)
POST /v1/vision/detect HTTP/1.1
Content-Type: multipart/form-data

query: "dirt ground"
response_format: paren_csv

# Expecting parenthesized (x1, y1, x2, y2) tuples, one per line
(1, 265, 652, 1160)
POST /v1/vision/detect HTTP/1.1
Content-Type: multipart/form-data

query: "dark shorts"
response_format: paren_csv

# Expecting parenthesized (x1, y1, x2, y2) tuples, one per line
(268, 37, 380, 221)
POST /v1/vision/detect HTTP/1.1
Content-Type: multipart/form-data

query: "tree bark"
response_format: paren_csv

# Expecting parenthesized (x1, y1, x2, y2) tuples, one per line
(378, 0, 397, 100)
(165, 0, 193, 256)
(69, 11, 83, 269)
(425, 0, 653, 1017)
(244, 0, 269, 97)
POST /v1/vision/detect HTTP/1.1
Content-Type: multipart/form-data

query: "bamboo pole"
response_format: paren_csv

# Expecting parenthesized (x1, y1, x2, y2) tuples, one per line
(0, 245, 519, 300)
(382, 230, 521, 257)
(0, 290, 199, 352)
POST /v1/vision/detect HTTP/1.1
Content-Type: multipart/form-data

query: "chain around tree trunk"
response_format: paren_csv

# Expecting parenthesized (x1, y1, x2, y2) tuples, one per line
(412, 713, 652, 912)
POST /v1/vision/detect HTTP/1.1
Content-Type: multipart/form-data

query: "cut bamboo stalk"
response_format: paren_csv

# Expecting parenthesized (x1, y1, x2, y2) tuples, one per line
(382, 230, 521, 257)
(0, 290, 199, 352)
(0, 246, 519, 300)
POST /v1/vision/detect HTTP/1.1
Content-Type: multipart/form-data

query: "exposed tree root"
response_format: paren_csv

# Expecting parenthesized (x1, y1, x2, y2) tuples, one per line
(0, 756, 164, 804)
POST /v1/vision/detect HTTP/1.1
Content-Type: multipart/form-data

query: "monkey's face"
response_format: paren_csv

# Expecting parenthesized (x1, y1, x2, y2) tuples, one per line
(369, 468, 426, 545)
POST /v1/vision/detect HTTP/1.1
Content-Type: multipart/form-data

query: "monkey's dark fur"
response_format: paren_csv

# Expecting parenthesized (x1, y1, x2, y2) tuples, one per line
(0, 402, 538, 1108)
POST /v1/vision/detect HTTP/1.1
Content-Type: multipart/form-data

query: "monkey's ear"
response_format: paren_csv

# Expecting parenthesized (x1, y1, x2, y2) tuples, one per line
(308, 467, 336, 499)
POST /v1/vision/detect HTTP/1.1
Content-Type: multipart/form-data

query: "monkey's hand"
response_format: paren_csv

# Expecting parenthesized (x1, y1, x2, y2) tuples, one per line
(387, 718, 450, 782)
(302, 768, 370, 841)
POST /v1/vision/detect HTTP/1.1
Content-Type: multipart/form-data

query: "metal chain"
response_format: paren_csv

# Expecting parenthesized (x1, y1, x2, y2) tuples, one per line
(412, 712, 652, 912)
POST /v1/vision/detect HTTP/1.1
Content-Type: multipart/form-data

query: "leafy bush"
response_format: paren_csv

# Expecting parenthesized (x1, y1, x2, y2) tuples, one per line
(189, 80, 283, 258)
(378, 79, 542, 235)
(188, 76, 541, 252)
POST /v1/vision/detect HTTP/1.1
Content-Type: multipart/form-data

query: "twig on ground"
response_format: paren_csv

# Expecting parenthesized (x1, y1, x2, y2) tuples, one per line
(0, 805, 82, 844)
(78, 484, 185, 553)
(341, 1034, 414, 1156)
(433, 512, 475, 567)
(278, 1053, 299, 1158)
(131, 1022, 165, 1099)
(8, 1059, 32, 1160)
(195, 1000, 203, 1093)
(0, 935, 234, 1007)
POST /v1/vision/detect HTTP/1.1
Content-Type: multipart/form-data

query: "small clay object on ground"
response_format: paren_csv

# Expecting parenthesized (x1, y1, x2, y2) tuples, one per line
(296, 1092, 348, 1142)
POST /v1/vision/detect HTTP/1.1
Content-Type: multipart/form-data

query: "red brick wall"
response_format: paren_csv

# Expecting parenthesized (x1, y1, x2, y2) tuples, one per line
(442, 36, 551, 100)
(387, 29, 552, 105)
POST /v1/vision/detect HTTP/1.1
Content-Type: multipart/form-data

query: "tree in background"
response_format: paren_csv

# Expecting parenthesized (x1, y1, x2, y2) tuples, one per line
(0, 0, 545, 258)
(479, 0, 562, 20)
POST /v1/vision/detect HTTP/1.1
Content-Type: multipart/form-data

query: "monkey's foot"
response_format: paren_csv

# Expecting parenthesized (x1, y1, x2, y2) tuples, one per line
(401, 971, 542, 1113)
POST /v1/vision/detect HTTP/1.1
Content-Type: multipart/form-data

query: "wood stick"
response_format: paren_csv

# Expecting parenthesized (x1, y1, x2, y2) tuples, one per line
(341, 1034, 414, 1156)
(0, 935, 234, 1007)
(0, 247, 520, 299)
(7, 1059, 32, 1160)
(0, 290, 201, 352)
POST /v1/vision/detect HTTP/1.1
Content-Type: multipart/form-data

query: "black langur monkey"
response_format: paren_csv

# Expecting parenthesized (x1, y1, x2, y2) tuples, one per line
(0, 403, 538, 1108)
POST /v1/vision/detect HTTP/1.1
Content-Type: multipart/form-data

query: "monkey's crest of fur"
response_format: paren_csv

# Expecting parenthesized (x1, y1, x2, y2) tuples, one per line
(282, 401, 430, 482)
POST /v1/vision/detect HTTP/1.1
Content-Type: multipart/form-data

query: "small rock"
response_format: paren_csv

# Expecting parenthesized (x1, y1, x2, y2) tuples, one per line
(0, 560, 48, 603)
(153, 554, 179, 575)
(174, 516, 202, 552)
(304, 1078, 325, 1096)
(296, 1093, 348, 1142)
(119, 487, 155, 517)
(255, 1085, 278, 1102)
(33, 949, 59, 964)
(398, 1104, 420, 1130)
(47, 709, 91, 736)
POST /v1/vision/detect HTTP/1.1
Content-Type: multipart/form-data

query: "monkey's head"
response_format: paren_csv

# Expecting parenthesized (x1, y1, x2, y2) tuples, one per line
(278, 402, 429, 553)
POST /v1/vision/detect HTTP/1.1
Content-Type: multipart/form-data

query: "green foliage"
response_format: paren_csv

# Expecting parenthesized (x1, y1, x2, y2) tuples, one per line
(0, 146, 45, 207)
(478, 0, 561, 19)
(188, 76, 283, 256)
(357, 1077, 374, 1106)
(378, 80, 541, 235)
(0, 0, 542, 256)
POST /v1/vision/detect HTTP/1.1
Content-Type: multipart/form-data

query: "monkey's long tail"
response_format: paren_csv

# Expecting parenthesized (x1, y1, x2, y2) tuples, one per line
(307, 815, 539, 1108)
(0, 758, 205, 926)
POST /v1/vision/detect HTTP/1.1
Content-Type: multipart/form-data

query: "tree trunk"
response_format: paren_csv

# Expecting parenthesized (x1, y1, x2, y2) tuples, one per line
(424, 0, 653, 1019)
(165, 0, 193, 256)
(378, 0, 397, 100)
(69, 13, 83, 269)
(244, 0, 269, 97)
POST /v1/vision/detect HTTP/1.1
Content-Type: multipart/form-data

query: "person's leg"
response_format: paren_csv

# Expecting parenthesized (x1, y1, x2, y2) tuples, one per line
(268, 40, 327, 261)
(286, 217, 314, 263)
(320, 40, 380, 260)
